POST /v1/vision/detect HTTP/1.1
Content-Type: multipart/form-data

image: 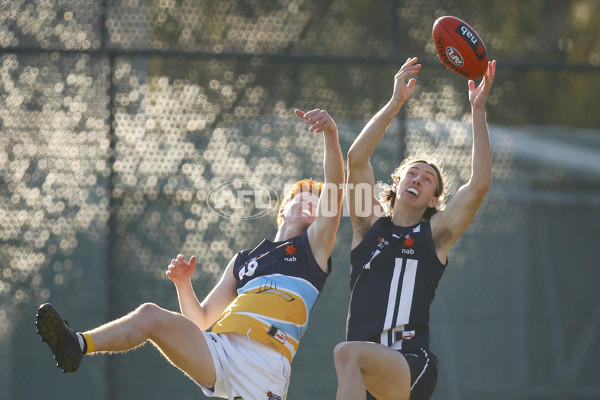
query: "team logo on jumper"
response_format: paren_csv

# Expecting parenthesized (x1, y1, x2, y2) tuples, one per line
(376, 237, 389, 250)
(284, 244, 297, 261)
(257, 282, 296, 302)
(266, 391, 283, 400)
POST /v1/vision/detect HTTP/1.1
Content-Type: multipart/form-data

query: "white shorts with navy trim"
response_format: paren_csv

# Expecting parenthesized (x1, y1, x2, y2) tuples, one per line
(196, 331, 291, 400)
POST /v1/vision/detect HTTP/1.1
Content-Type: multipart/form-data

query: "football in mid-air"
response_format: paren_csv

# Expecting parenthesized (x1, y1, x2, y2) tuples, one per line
(432, 16, 488, 79)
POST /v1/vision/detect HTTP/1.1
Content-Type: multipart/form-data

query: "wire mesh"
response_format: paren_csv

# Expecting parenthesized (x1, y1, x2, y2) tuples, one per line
(1, 1, 599, 399)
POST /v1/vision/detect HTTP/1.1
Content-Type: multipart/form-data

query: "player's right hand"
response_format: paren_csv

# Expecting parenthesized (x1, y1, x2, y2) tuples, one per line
(392, 57, 421, 104)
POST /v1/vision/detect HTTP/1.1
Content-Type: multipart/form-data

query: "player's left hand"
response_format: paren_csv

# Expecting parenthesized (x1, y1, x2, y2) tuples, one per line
(469, 60, 496, 110)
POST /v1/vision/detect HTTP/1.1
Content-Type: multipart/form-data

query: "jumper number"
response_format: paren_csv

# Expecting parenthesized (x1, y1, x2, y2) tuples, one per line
(238, 260, 258, 280)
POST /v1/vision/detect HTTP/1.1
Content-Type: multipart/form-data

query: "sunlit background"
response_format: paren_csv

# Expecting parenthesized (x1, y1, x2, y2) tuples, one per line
(1, 1, 599, 399)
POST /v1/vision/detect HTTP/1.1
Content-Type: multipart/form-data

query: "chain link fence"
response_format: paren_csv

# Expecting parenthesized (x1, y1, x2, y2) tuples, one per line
(1, 1, 599, 399)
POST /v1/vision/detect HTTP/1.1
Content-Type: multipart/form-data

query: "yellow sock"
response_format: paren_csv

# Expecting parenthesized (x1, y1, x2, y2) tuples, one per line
(81, 333, 95, 354)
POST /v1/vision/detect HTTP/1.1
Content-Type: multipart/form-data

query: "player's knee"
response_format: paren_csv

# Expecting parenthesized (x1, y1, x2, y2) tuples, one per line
(135, 302, 166, 331)
(137, 302, 162, 314)
(333, 341, 358, 367)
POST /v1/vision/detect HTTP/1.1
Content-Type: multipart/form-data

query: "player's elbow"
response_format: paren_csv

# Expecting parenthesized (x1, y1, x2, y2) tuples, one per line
(347, 146, 369, 167)
(481, 171, 492, 191)
(470, 168, 492, 193)
(472, 176, 491, 198)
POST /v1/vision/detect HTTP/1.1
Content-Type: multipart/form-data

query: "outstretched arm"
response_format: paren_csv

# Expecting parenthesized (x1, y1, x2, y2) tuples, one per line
(295, 108, 344, 272)
(346, 57, 421, 248)
(431, 60, 497, 262)
(166, 254, 237, 330)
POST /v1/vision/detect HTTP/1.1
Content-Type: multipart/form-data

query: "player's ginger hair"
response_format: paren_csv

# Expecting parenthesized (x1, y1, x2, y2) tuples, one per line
(277, 179, 323, 227)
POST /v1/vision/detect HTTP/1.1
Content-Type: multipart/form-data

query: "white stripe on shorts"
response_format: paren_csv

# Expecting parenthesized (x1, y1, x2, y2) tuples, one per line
(410, 348, 430, 391)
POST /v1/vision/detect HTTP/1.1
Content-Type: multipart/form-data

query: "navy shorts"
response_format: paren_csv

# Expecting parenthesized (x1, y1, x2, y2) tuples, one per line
(366, 347, 438, 400)
(401, 347, 438, 400)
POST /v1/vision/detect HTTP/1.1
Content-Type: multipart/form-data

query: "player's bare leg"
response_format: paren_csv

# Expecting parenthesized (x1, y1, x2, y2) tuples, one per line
(334, 341, 411, 400)
(38, 302, 216, 388)
(83, 302, 216, 387)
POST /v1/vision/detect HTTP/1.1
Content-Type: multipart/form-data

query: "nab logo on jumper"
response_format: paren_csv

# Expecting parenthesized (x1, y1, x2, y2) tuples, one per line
(401, 235, 415, 255)
(284, 244, 297, 262)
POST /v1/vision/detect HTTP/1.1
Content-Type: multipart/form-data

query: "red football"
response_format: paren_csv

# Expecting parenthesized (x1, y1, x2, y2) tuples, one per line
(432, 16, 488, 79)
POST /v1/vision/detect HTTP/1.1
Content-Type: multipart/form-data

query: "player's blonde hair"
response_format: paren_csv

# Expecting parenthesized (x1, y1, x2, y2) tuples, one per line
(378, 157, 446, 221)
